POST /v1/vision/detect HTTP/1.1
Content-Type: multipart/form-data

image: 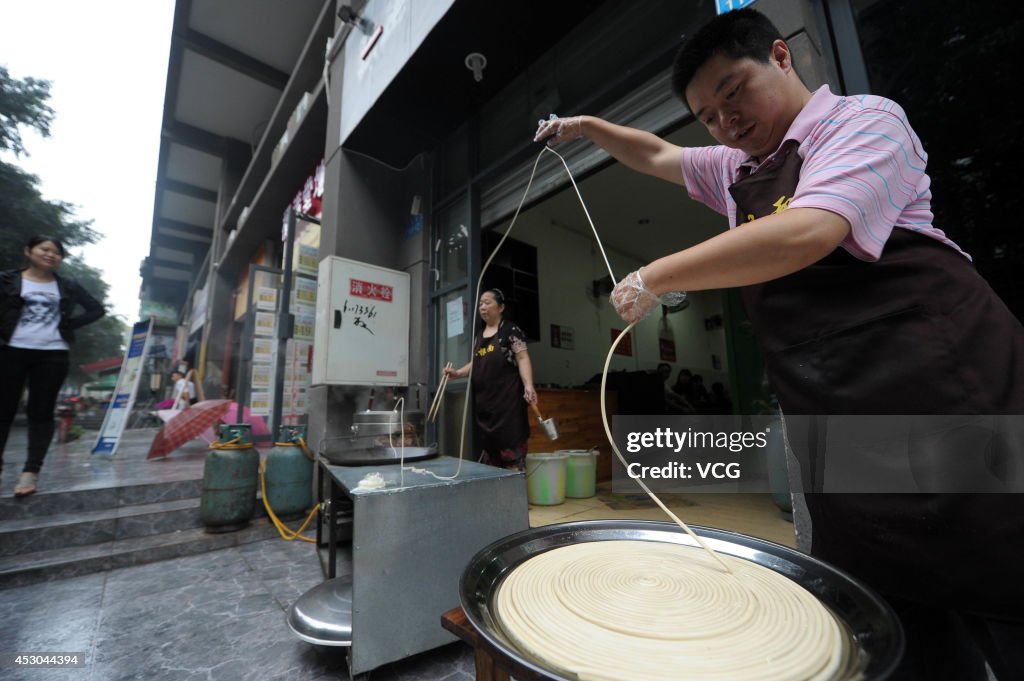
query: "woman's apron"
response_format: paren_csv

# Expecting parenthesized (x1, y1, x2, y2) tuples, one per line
(471, 324, 529, 456)
(728, 141, 1024, 616)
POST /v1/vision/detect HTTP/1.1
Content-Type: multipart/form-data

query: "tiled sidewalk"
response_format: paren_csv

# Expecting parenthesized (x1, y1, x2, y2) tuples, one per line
(0, 535, 477, 681)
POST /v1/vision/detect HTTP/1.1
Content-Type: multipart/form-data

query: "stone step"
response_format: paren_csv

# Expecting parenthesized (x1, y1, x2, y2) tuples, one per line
(0, 518, 289, 590)
(0, 494, 285, 559)
(0, 498, 203, 557)
(0, 478, 203, 520)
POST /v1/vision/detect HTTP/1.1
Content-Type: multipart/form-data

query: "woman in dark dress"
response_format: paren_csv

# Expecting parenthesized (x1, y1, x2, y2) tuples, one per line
(445, 289, 537, 470)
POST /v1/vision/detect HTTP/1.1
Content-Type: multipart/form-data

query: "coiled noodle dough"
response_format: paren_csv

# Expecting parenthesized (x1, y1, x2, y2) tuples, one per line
(495, 540, 845, 681)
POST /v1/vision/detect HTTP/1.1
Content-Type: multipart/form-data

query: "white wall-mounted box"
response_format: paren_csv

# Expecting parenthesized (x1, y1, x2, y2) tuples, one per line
(312, 256, 409, 386)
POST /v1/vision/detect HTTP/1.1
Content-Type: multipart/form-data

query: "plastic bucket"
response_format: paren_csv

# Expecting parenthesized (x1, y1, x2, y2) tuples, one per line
(560, 449, 598, 498)
(525, 452, 568, 505)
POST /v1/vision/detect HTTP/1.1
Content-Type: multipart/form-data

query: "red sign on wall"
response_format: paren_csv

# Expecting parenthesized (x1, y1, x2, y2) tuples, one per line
(611, 329, 633, 356)
(349, 279, 394, 302)
(659, 338, 676, 362)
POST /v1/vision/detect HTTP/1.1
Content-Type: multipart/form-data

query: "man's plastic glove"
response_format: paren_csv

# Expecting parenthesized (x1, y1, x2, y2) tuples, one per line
(534, 114, 583, 146)
(610, 269, 686, 323)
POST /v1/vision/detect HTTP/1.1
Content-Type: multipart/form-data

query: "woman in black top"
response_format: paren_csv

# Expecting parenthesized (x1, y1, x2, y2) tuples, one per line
(1, 236, 105, 496)
(445, 289, 537, 469)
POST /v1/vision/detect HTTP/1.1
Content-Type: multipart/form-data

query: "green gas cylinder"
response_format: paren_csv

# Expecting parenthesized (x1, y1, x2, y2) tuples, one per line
(263, 425, 313, 520)
(200, 423, 259, 533)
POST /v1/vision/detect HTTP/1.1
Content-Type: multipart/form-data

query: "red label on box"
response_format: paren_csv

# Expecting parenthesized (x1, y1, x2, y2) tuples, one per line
(350, 279, 393, 302)
(376, 370, 398, 377)
(611, 329, 633, 356)
(659, 338, 676, 362)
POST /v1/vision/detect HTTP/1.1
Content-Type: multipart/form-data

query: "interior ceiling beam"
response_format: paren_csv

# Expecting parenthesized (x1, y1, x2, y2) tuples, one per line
(162, 120, 249, 160)
(163, 178, 218, 203)
(181, 28, 289, 91)
(156, 217, 212, 239)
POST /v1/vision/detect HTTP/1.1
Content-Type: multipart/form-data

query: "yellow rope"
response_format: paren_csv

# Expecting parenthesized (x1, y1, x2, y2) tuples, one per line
(208, 437, 250, 450)
(271, 437, 314, 460)
(209, 434, 317, 542)
(259, 456, 318, 543)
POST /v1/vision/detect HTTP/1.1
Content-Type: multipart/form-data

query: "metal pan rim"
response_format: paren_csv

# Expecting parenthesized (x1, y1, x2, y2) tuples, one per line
(459, 519, 904, 681)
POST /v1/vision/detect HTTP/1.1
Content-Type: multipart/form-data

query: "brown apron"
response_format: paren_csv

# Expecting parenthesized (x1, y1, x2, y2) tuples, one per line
(728, 141, 1024, 616)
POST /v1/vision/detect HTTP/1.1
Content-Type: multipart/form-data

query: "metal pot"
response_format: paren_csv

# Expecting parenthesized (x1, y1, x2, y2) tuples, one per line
(319, 436, 438, 466)
(460, 520, 904, 681)
(351, 409, 424, 444)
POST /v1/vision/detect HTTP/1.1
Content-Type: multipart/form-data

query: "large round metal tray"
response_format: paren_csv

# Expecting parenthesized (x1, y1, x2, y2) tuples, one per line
(460, 520, 904, 681)
(287, 576, 352, 646)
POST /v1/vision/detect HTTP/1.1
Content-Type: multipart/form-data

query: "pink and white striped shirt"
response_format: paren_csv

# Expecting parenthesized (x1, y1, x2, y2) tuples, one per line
(680, 85, 968, 262)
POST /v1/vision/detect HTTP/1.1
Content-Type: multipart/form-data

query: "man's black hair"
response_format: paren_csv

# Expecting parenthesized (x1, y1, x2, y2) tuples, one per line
(671, 8, 783, 110)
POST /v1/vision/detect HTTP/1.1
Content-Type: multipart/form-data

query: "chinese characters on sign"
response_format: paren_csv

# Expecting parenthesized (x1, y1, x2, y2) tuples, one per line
(349, 278, 393, 301)
(344, 277, 393, 336)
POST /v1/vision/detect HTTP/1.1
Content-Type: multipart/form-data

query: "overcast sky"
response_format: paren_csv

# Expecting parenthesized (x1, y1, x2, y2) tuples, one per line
(1, 1, 175, 323)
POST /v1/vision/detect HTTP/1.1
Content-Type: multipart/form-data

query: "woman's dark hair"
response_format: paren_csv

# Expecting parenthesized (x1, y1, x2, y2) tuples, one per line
(671, 8, 783, 109)
(484, 288, 506, 306)
(25, 235, 67, 257)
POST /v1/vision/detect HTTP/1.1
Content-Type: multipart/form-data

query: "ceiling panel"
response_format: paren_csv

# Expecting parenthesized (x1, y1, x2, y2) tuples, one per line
(529, 122, 725, 264)
(155, 247, 195, 264)
(188, 0, 325, 74)
(153, 266, 193, 281)
(166, 142, 221, 190)
(175, 51, 282, 146)
(160, 190, 217, 227)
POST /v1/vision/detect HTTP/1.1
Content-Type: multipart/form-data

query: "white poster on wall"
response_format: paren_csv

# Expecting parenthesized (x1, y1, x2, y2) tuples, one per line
(293, 275, 317, 308)
(446, 297, 463, 337)
(296, 244, 319, 276)
(254, 311, 276, 337)
(256, 287, 278, 310)
(253, 337, 274, 363)
(250, 391, 271, 417)
(294, 312, 315, 341)
(252, 363, 273, 389)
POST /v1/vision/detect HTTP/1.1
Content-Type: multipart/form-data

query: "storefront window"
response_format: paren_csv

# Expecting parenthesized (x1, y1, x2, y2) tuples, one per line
(850, 0, 1024, 317)
(436, 288, 473, 384)
(436, 194, 470, 289)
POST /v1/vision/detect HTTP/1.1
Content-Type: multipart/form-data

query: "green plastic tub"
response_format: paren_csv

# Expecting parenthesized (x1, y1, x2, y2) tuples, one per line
(560, 448, 598, 498)
(525, 452, 568, 505)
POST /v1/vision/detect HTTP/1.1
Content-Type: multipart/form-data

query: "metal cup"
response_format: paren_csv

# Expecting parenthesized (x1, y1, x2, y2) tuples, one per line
(538, 416, 559, 441)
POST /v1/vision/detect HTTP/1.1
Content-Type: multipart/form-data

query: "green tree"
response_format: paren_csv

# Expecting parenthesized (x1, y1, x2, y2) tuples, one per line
(0, 65, 52, 156)
(59, 259, 128, 385)
(1, 65, 126, 385)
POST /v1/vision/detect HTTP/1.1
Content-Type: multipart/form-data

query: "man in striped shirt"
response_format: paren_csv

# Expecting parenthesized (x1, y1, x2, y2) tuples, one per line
(536, 8, 1022, 681)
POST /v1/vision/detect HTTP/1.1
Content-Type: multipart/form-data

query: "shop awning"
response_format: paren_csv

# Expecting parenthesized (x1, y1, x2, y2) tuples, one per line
(85, 375, 119, 391)
(79, 356, 123, 374)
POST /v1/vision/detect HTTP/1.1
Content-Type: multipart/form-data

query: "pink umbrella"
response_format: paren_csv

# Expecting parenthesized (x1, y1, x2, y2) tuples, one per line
(200, 403, 271, 448)
(148, 400, 234, 459)
(149, 400, 271, 459)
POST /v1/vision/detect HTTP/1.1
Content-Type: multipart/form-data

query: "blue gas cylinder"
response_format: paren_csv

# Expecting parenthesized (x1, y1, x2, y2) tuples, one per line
(200, 423, 259, 533)
(263, 425, 313, 520)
